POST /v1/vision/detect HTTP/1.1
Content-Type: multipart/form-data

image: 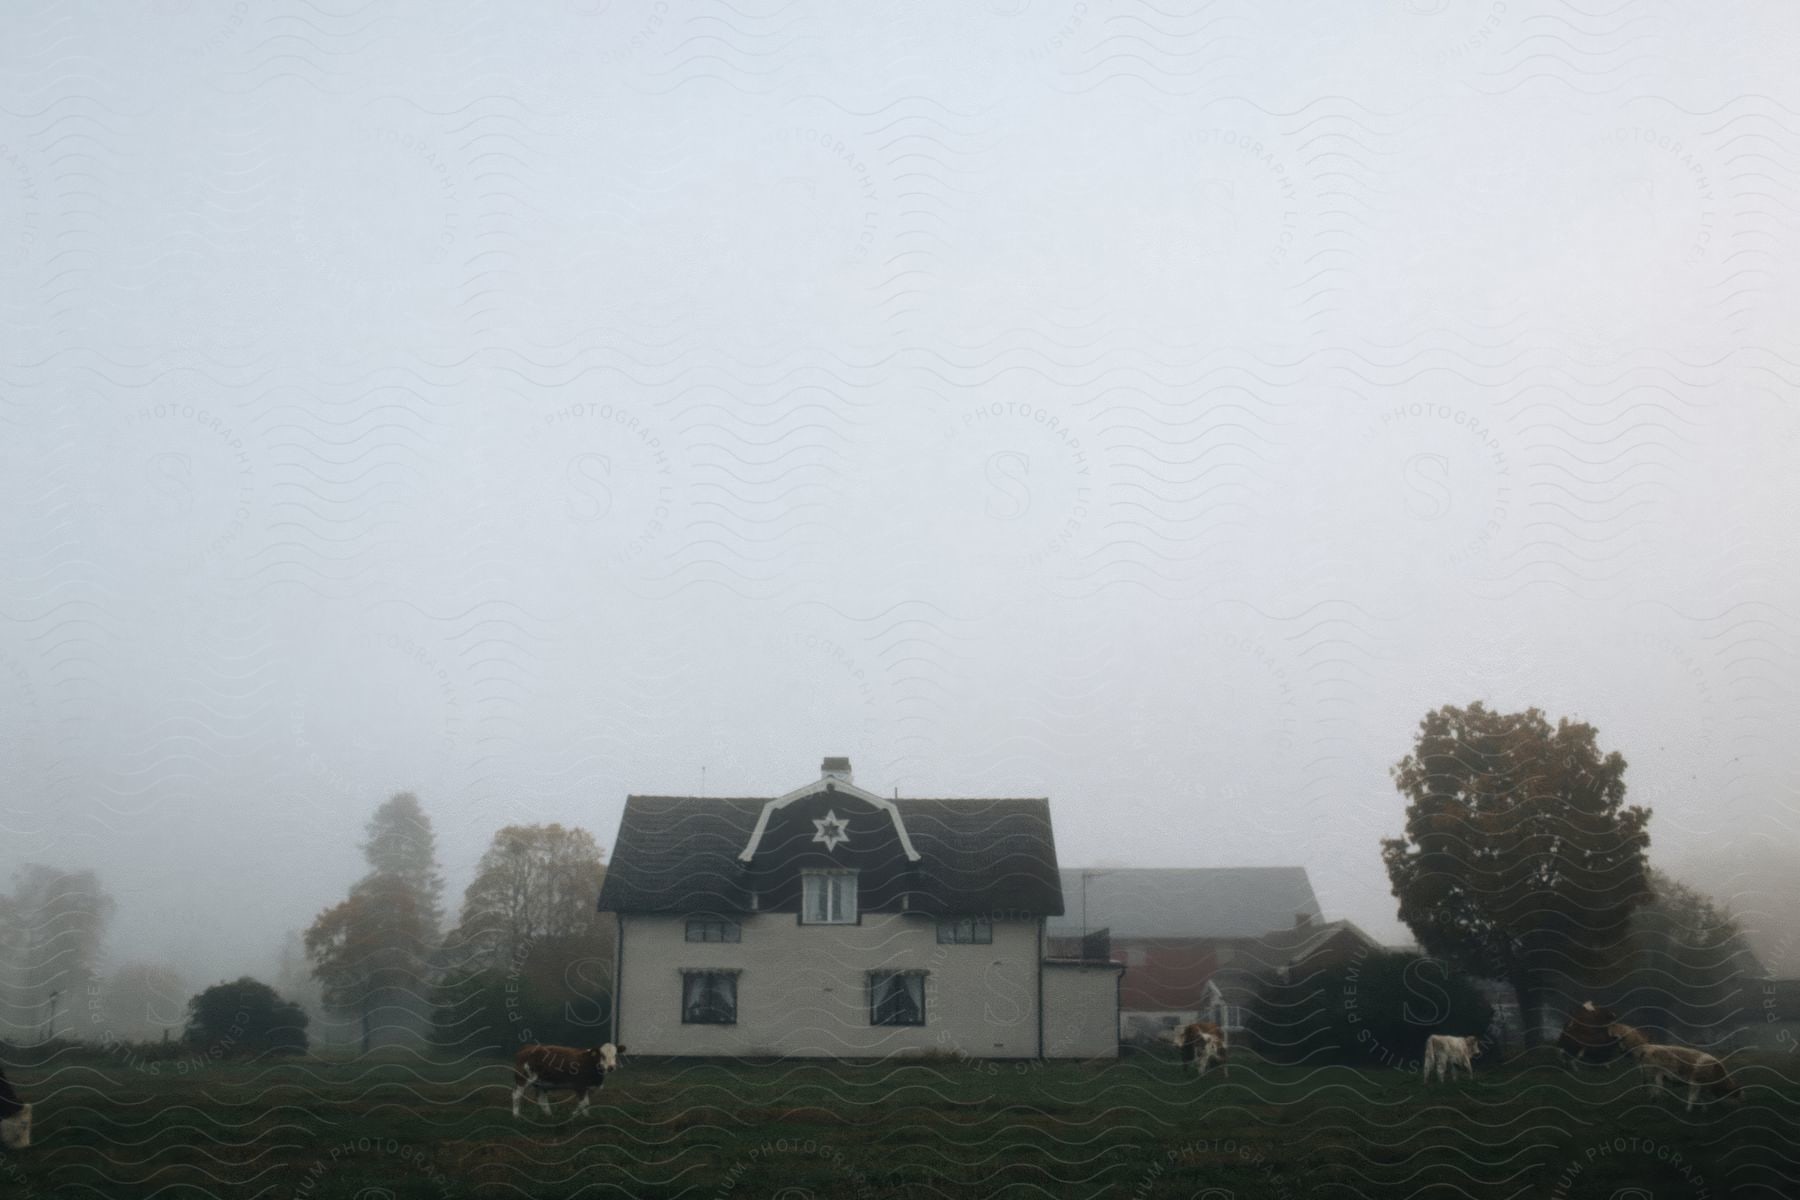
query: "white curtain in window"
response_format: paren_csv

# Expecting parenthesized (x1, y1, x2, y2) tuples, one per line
(804, 873, 856, 922)
(804, 876, 829, 922)
(831, 874, 855, 920)
(682, 972, 736, 1023)
(873, 972, 924, 1025)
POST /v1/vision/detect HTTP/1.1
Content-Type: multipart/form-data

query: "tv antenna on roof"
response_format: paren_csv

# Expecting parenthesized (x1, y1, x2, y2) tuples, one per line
(700, 765, 706, 798)
(1080, 869, 1116, 941)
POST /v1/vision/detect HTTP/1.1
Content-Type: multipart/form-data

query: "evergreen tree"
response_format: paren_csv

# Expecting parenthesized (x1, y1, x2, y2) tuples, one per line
(360, 791, 444, 928)
(306, 792, 444, 1051)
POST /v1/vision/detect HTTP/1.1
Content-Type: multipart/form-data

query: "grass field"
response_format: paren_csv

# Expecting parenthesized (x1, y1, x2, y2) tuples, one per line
(2, 1046, 1795, 1199)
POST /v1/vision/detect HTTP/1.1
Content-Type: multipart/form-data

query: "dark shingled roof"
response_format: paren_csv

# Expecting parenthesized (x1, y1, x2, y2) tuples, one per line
(597, 792, 1066, 916)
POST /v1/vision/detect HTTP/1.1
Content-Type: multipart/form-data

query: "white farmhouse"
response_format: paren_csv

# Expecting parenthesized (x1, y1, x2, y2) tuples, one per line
(598, 757, 1121, 1059)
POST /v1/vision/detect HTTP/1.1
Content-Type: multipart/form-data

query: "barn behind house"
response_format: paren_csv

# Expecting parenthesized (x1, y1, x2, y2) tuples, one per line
(597, 758, 1122, 1059)
(1047, 866, 1379, 1043)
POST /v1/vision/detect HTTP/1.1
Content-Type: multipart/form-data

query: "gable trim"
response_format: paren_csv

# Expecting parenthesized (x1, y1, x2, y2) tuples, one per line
(738, 779, 923, 863)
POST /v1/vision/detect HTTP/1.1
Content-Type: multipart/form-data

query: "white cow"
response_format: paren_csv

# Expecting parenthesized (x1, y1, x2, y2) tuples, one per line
(1421, 1034, 1481, 1083)
(0, 1066, 30, 1150)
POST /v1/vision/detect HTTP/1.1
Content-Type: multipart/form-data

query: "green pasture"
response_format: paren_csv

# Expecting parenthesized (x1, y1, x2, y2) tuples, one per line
(1, 1046, 1793, 1199)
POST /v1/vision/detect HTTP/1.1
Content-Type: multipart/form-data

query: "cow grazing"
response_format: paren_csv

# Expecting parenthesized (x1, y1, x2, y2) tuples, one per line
(510, 1043, 626, 1118)
(1606, 1023, 1685, 1095)
(0, 1067, 31, 1151)
(1627, 1042, 1743, 1112)
(1422, 1034, 1481, 1084)
(1173, 1021, 1229, 1078)
(1558, 1001, 1628, 1068)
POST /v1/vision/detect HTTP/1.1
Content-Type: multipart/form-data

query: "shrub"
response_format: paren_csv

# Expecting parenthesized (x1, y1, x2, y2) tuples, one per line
(431, 962, 611, 1055)
(182, 977, 309, 1057)
(1247, 949, 1493, 1068)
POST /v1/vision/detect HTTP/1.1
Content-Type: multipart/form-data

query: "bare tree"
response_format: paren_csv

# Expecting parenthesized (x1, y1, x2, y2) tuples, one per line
(447, 824, 608, 968)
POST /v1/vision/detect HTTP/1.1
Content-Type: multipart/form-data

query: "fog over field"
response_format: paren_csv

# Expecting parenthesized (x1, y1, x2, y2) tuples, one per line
(2, 1, 1799, 1001)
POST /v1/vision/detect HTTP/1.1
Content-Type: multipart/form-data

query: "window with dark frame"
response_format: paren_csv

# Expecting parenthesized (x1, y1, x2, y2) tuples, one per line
(868, 970, 926, 1026)
(685, 917, 741, 943)
(935, 916, 992, 944)
(680, 969, 738, 1024)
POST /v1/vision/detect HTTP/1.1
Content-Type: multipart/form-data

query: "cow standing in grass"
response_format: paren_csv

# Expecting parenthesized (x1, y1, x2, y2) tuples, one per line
(0, 1067, 31, 1150)
(510, 1043, 626, 1118)
(1173, 1021, 1229, 1078)
(1558, 1001, 1630, 1068)
(1421, 1035, 1481, 1084)
(1627, 1042, 1743, 1112)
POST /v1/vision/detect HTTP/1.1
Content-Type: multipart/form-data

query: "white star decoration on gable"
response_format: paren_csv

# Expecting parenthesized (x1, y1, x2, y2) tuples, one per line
(812, 810, 850, 851)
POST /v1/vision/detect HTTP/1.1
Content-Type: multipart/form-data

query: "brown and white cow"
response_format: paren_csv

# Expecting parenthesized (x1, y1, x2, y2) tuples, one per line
(510, 1043, 626, 1118)
(1421, 1034, 1481, 1083)
(1558, 1001, 1629, 1068)
(1173, 1021, 1229, 1078)
(0, 1067, 31, 1150)
(1627, 1042, 1743, 1112)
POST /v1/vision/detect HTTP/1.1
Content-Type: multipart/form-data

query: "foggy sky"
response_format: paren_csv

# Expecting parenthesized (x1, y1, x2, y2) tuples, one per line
(2, 1, 1798, 989)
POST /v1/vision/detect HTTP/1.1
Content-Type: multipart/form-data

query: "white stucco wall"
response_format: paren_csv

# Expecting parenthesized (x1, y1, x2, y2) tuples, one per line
(1042, 963, 1122, 1059)
(617, 912, 1044, 1057)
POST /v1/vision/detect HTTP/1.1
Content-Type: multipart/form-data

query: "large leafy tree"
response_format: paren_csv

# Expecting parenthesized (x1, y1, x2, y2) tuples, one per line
(306, 793, 444, 1051)
(433, 824, 613, 1052)
(1381, 702, 1653, 1042)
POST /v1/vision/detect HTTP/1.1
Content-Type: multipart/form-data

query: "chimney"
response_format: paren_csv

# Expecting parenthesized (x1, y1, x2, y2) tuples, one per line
(821, 756, 853, 784)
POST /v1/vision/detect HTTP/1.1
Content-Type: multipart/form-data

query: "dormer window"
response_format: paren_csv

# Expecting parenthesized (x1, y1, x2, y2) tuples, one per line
(801, 869, 858, 924)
